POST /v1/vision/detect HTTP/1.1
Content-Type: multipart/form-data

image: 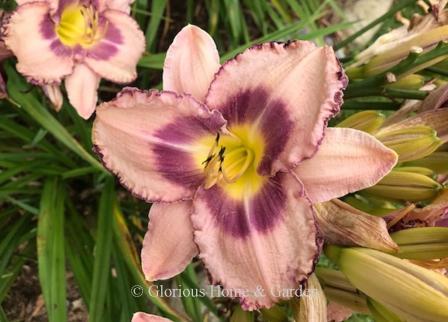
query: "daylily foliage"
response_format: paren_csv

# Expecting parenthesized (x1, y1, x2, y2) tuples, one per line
(92, 25, 397, 310)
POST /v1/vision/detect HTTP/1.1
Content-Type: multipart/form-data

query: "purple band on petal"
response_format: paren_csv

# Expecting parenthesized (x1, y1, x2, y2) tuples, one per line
(40, 13, 55, 39)
(152, 113, 225, 189)
(50, 39, 73, 56)
(217, 87, 293, 176)
(87, 42, 118, 60)
(86, 18, 122, 60)
(103, 18, 123, 44)
(152, 144, 204, 189)
(199, 185, 251, 237)
(250, 175, 286, 231)
(40, 12, 73, 57)
(196, 173, 287, 238)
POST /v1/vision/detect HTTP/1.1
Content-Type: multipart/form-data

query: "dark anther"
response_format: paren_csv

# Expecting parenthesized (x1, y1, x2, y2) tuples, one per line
(215, 133, 220, 143)
(218, 146, 226, 162)
(202, 154, 214, 165)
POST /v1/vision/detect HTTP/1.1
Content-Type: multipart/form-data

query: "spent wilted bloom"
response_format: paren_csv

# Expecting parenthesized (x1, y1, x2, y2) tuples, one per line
(93, 25, 397, 309)
(3, 0, 145, 118)
(314, 199, 398, 252)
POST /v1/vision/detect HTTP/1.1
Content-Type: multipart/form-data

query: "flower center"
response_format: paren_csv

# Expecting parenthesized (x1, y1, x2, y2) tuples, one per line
(56, 3, 104, 48)
(201, 125, 265, 199)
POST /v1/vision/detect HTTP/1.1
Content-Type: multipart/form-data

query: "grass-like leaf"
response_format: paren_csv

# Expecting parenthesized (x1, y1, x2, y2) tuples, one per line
(37, 178, 67, 322)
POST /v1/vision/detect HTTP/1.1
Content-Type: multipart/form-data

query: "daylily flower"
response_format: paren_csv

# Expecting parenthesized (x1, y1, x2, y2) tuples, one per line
(93, 25, 397, 309)
(3, 0, 145, 119)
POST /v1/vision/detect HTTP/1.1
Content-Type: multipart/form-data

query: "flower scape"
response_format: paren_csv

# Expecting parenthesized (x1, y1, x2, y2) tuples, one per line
(1, 1, 448, 322)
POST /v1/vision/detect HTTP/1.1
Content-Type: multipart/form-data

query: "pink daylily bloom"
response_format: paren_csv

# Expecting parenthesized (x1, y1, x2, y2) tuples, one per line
(4, 0, 145, 119)
(93, 25, 397, 309)
(132, 312, 172, 322)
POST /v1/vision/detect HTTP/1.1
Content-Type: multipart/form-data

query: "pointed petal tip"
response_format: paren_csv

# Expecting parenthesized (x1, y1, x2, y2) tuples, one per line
(141, 202, 197, 282)
(296, 127, 398, 203)
(163, 23, 220, 101)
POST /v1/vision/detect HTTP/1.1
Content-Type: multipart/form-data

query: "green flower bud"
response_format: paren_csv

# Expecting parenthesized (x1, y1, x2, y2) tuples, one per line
(393, 166, 435, 177)
(391, 227, 448, 260)
(316, 267, 369, 314)
(386, 74, 426, 90)
(405, 152, 448, 174)
(367, 298, 403, 322)
(325, 246, 448, 322)
(336, 111, 385, 134)
(375, 125, 443, 162)
(362, 169, 442, 201)
(344, 195, 398, 216)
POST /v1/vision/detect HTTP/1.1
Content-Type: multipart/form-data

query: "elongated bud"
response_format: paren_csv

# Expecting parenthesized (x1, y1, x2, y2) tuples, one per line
(293, 274, 326, 322)
(362, 169, 442, 201)
(405, 152, 448, 174)
(230, 306, 253, 322)
(344, 195, 398, 216)
(393, 166, 435, 177)
(375, 125, 443, 162)
(336, 111, 385, 134)
(260, 306, 288, 322)
(316, 267, 369, 314)
(385, 74, 426, 90)
(325, 245, 448, 322)
(367, 298, 403, 322)
(314, 200, 398, 252)
(390, 227, 448, 260)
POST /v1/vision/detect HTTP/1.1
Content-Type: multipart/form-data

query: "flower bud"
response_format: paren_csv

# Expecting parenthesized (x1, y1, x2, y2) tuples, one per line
(362, 169, 443, 201)
(385, 74, 426, 90)
(367, 298, 402, 322)
(316, 267, 369, 314)
(391, 227, 448, 260)
(325, 245, 448, 322)
(405, 152, 448, 174)
(393, 166, 435, 177)
(344, 195, 398, 216)
(336, 111, 385, 134)
(375, 125, 443, 162)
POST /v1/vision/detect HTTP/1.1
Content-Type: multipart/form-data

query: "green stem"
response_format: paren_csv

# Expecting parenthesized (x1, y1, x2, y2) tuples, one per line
(343, 100, 401, 110)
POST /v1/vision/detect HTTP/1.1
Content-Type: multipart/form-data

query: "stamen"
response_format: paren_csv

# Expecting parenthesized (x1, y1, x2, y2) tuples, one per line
(221, 148, 254, 183)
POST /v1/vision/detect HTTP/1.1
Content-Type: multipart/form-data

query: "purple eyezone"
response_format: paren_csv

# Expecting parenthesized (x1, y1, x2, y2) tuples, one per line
(217, 87, 294, 175)
(197, 173, 288, 238)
